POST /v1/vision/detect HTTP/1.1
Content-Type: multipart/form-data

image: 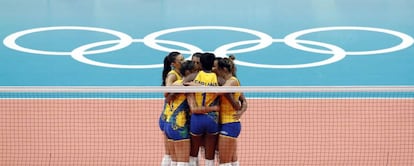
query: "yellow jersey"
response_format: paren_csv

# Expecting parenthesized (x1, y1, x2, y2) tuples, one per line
(162, 70, 183, 121)
(169, 70, 182, 82)
(193, 70, 220, 108)
(166, 80, 189, 129)
(220, 76, 241, 124)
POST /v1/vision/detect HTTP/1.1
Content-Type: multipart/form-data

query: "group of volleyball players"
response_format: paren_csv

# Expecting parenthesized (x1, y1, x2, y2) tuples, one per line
(159, 51, 247, 166)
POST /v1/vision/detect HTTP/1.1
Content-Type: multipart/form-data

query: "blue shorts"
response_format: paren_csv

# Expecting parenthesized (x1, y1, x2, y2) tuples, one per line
(158, 113, 167, 131)
(220, 122, 241, 138)
(164, 123, 190, 140)
(164, 109, 190, 140)
(190, 112, 219, 135)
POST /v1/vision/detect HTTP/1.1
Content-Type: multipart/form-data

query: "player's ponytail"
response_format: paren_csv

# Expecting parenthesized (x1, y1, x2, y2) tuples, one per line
(228, 55, 237, 77)
(161, 51, 180, 86)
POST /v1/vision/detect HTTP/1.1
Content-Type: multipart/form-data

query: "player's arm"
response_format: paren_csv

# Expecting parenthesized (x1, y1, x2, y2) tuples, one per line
(182, 72, 197, 86)
(164, 73, 178, 102)
(221, 79, 241, 110)
(165, 80, 186, 102)
(218, 76, 226, 86)
(186, 93, 220, 114)
(234, 93, 248, 120)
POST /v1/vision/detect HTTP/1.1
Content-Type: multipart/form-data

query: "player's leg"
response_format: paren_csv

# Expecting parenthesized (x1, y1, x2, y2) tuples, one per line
(159, 115, 172, 166)
(161, 135, 172, 166)
(204, 133, 218, 166)
(218, 122, 241, 165)
(218, 135, 237, 164)
(189, 114, 204, 166)
(174, 139, 191, 166)
(189, 134, 202, 165)
(204, 112, 220, 166)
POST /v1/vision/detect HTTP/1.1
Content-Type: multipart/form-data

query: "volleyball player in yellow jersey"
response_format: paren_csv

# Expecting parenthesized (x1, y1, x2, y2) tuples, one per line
(160, 51, 184, 166)
(163, 60, 197, 166)
(215, 57, 247, 166)
(183, 53, 221, 166)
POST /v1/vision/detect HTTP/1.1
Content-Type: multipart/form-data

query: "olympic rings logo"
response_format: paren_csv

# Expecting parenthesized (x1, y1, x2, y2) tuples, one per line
(3, 26, 414, 69)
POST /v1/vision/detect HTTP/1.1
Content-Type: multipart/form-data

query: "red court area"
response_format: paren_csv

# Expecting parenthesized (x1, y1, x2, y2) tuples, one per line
(1, 99, 414, 166)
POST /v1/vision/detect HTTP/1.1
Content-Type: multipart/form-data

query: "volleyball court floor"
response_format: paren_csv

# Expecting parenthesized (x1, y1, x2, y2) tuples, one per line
(1, 0, 414, 165)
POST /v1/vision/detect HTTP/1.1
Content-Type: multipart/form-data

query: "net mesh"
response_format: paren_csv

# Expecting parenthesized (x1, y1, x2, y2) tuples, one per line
(1, 86, 413, 166)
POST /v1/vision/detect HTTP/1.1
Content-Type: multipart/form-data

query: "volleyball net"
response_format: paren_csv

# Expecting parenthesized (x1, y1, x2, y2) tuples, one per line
(1, 86, 413, 166)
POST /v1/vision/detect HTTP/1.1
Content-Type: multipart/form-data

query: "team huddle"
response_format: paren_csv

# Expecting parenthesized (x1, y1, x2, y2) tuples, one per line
(159, 52, 247, 166)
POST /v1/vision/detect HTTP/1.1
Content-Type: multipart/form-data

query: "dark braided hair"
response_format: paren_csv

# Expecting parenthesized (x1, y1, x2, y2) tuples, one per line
(200, 52, 216, 71)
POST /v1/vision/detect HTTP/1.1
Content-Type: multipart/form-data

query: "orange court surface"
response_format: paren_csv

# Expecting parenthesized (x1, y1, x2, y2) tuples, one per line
(1, 98, 413, 165)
